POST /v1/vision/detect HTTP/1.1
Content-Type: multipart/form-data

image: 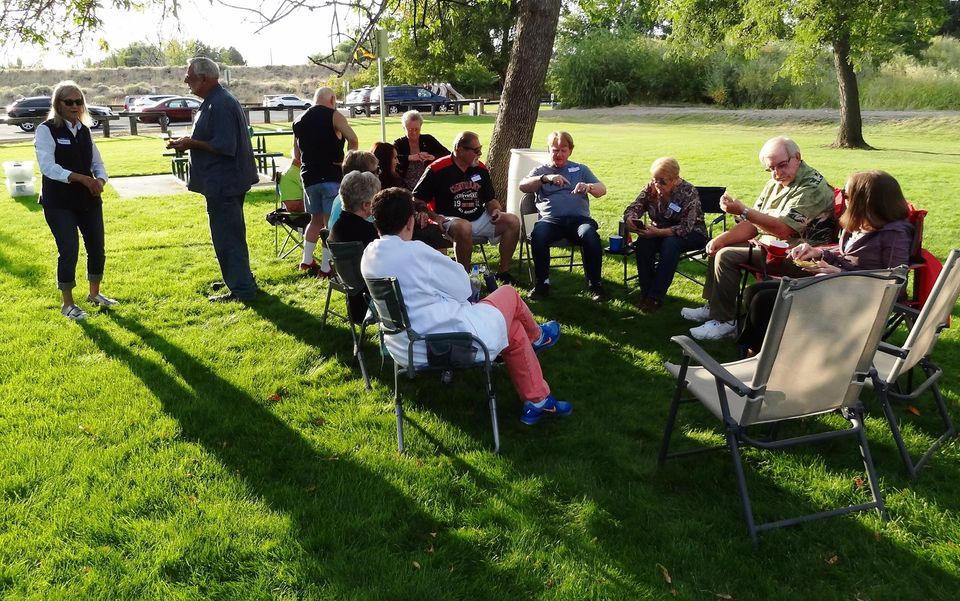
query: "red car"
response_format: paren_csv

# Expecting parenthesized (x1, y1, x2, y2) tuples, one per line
(137, 96, 201, 125)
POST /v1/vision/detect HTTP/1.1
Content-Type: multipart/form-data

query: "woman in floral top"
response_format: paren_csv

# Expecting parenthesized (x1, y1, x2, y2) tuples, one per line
(622, 157, 708, 312)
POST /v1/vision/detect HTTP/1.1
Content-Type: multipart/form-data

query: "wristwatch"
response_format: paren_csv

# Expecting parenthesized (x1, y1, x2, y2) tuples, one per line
(741, 207, 750, 220)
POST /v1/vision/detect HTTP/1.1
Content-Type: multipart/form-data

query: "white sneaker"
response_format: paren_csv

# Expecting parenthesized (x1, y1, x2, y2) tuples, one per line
(690, 319, 737, 341)
(680, 304, 712, 323)
(62, 304, 88, 320)
(87, 293, 118, 307)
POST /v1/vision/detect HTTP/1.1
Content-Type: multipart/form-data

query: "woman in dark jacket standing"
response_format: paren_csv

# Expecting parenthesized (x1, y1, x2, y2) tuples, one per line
(34, 81, 116, 320)
(393, 110, 449, 190)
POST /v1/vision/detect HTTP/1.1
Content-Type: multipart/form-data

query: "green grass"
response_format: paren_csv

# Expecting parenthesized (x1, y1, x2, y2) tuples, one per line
(1, 112, 959, 599)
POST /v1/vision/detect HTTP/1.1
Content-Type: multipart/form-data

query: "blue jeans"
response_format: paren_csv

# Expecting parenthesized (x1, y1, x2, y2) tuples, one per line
(633, 231, 707, 300)
(531, 216, 602, 285)
(206, 194, 257, 299)
(43, 204, 105, 290)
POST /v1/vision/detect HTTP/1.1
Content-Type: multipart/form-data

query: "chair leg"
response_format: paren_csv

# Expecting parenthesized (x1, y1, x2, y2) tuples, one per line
(395, 364, 405, 453)
(876, 383, 919, 479)
(658, 361, 689, 466)
(850, 405, 888, 521)
(726, 428, 759, 545)
(320, 283, 334, 330)
(351, 319, 372, 390)
(485, 364, 500, 453)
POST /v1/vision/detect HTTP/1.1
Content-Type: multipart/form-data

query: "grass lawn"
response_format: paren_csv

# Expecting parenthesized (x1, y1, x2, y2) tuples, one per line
(1, 112, 959, 599)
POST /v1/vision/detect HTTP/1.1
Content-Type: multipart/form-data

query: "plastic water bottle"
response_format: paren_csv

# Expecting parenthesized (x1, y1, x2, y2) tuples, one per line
(478, 264, 497, 293)
(469, 266, 482, 303)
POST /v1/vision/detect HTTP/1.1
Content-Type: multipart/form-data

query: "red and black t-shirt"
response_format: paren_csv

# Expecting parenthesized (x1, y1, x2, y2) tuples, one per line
(412, 155, 495, 221)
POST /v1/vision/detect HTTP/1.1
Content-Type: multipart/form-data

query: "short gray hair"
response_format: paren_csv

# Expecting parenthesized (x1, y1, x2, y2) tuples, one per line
(759, 136, 800, 162)
(340, 171, 381, 212)
(188, 57, 220, 79)
(401, 109, 423, 128)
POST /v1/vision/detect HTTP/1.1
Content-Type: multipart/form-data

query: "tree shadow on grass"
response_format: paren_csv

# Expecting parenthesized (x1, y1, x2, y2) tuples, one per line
(79, 313, 530, 597)
(0, 232, 47, 287)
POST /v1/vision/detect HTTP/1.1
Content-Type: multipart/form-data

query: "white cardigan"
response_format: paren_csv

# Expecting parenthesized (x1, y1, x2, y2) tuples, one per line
(361, 235, 508, 367)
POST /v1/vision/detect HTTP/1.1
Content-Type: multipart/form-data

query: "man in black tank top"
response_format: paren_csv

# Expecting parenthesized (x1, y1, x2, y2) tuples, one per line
(292, 87, 358, 275)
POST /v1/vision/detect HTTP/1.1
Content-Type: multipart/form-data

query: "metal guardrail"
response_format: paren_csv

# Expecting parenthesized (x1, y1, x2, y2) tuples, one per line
(340, 98, 489, 118)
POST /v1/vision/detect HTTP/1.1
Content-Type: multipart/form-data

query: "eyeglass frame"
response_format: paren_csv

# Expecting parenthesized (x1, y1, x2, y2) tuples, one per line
(61, 98, 85, 107)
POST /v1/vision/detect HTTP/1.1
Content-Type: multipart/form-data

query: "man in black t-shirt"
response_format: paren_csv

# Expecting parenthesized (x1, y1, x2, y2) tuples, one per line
(412, 131, 519, 281)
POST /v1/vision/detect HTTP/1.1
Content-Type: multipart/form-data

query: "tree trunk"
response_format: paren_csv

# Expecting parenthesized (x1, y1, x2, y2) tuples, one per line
(487, 0, 562, 202)
(832, 35, 872, 149)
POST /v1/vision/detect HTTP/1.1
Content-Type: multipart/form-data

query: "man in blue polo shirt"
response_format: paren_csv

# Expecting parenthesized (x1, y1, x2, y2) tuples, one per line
(168, 56, 258, 302)
(519, 131, 609, 301)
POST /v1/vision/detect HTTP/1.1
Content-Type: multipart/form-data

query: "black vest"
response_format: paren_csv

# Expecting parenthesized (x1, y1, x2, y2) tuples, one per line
(292, 105, 345, 187)
(39, 120, 98, 210)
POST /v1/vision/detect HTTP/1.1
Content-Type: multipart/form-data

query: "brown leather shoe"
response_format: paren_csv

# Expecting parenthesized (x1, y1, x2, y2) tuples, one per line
(637, 296, 662, 314)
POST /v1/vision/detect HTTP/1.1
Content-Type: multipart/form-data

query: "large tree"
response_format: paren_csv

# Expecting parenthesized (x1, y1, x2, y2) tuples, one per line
(661, 0, 945, 148)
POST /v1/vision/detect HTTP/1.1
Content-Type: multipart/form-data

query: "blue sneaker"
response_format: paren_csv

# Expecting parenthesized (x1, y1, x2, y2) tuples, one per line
(520, 394, 573, 425)
(532, 320, 561, 353)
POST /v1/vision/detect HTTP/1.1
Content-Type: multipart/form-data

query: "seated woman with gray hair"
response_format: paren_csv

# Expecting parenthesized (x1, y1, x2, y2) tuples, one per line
(393, 109, 449, 190)
(331, 170, 381, 323)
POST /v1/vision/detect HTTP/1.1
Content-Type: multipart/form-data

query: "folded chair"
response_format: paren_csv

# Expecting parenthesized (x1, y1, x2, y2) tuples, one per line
(364, 276, 501, 453)
(870, 249, 960, 479)
(264, 171, 310, 259)
(660, 268, 906, 543)
(321, 242, 375, 389)
(516, 192, 582, 283)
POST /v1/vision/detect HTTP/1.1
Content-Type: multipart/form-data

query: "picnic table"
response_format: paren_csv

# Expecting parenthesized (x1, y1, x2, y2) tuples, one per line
(162, 149, 284, 182)
(250, 129, 293, 154)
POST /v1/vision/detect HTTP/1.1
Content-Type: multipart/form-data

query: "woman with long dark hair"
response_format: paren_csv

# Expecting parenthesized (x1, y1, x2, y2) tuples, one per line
(34, 80, 116, 320)
(371, 141, 405, 189)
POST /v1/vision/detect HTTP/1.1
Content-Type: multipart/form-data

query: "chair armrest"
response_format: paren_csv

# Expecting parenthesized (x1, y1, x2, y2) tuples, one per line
(877, 341, 909, 358)
(890, 302, 921, 320)
(670, 335, 752, 397)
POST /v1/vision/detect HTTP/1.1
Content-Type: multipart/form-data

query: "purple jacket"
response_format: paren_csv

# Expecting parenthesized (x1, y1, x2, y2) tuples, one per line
(821, 219, 913, 271)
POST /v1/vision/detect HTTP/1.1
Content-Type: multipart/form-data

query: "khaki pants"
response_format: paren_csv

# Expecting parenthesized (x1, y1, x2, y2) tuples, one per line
(702, 244, 807, 322)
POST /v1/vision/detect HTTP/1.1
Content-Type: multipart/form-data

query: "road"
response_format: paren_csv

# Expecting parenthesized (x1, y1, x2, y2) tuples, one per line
(0, 107, 311, 144)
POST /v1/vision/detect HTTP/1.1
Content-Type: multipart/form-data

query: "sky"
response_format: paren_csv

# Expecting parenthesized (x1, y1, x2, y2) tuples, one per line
(2, 0, 346, 68)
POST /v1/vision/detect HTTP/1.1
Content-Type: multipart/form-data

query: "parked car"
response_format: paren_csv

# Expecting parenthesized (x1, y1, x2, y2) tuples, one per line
(368, 85, 454, 115)
(344, 87, 374, 115)
(5, 96, 115, 132)
(137, 96, 202, 125)
(131, 95, 177, 113)
(263, 94, 311, 108)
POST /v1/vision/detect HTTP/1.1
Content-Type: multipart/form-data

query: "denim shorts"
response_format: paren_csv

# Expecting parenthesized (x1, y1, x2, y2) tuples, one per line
(304, 181, 340, 215)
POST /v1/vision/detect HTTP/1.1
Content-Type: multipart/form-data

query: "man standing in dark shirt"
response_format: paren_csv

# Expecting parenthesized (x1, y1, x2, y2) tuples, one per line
(168, 56, 258, 302)
(293, 87, 358, 276)
(413, 131, 519, 281)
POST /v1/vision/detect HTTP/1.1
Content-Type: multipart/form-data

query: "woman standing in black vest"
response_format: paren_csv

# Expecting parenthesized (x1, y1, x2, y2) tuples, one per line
(34, 81, 115, 320)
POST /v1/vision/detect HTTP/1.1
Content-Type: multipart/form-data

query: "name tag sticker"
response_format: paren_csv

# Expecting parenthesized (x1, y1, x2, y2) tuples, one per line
(470, 174, 482, 182)
(568, 166, 580, 173)
(57, 138, 72, 145)
(668, 202, 682, 213)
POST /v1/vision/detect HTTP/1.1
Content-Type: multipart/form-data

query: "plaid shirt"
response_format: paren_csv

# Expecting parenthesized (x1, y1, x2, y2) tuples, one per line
(622, 179, 707, 238)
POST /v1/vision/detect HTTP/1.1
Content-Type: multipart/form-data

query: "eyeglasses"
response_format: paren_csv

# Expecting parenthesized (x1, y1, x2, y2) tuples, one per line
(463, 145, 482, 153)
(765, 157, 794, 172)
(62, 98, 84, 107)
(652, 177, 668, 185)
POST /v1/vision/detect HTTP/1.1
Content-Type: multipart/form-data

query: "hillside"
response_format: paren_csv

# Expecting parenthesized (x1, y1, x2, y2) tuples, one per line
(0, 64, 353, 106)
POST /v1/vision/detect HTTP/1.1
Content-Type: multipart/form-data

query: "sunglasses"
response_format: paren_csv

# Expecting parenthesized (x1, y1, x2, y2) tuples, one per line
(62, 98, 84, 107)
(463, 145, 482, 153)
(652, 177, 669, 185)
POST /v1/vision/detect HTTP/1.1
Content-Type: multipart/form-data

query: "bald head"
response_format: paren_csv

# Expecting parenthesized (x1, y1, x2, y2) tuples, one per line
(313, 87, 336, 108)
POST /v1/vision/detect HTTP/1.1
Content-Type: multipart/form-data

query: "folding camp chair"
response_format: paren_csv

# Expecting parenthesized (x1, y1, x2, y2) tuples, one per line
(674, 186, 728, 286)
(321, 242, 376, 390)
(660, 268, 907, 543)
(265, 171, 310, 259)
(516, 193, 582, 283)
(364, 276, 501, 453)
(870, 249, 960, 479)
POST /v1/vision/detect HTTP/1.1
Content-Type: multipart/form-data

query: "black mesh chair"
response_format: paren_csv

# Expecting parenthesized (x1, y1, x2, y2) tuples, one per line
(674, 185, 727, 286)
(322, 241, 375, 389)
(516, 192, 581, 284)
(364, 276, 501, 453)
(264, 171, 310, 259)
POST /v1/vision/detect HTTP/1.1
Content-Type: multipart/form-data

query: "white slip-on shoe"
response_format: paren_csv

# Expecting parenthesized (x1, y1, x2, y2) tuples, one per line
(62, 304, 89, 320)
(87, 293, 118, 307)
(680, 304, 712, 323)
(690, 319, 737, 341)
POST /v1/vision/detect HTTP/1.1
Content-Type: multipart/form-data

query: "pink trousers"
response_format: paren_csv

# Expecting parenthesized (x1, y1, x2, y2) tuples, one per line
(480, 286, 550, 402)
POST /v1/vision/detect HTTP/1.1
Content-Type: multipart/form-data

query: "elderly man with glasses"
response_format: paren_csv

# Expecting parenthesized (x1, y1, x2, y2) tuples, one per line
(413, 131, 520, 281)
(680, 136, 836, 340)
